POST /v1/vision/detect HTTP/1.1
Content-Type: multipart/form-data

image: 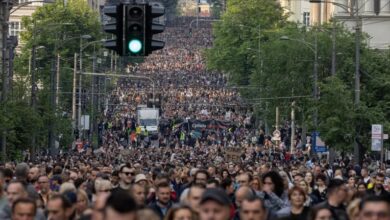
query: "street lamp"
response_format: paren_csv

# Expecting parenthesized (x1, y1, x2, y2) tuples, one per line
(280, 34, 319, 146)
(309, 0, 361, 163)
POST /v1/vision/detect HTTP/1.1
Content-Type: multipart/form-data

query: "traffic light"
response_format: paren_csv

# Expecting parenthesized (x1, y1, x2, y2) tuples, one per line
(125, 4, 146, 56)
(103, 4, 124, 55)
(145, 3, 165, 55)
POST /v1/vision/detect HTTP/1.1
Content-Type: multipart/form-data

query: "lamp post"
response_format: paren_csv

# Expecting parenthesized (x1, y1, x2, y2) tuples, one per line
(280, 34, 318, 130)
(309, 0, 361, 163)
(78, 34, 92, 140)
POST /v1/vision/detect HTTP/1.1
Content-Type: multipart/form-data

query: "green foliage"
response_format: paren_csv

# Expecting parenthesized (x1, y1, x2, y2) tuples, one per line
(4, 0, 104, 160)
(206, 0, 390, 152)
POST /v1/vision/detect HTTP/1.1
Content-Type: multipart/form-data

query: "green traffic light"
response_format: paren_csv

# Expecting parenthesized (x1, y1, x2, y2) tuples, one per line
(128, 39, 142, 53)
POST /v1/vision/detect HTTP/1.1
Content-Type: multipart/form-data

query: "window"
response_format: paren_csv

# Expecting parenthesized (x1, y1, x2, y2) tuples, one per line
(18, 0, 28, 3)
(9, 22, 22, 37)
(303, 12, 310, 26)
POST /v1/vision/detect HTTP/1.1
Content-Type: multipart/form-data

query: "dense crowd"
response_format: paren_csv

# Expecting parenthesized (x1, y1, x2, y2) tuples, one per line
(3, 17, 390, 220)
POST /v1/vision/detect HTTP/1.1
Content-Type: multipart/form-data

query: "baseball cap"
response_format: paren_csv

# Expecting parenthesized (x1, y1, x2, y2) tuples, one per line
(135, 174, 147, 183)
(200, 188, 231, 206)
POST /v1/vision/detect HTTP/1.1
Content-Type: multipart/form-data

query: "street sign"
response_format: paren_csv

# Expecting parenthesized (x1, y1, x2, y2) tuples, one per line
(272, 130, 281, 141)
(312, 132, 328, 153)
(371, 124, 383, 151)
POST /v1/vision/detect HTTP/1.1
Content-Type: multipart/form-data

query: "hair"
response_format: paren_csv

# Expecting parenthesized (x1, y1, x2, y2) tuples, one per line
(138, 208, 160, 220)
(59, 182, 77, 194)
(241, 195, 265, 210)
(156, 181, 171, 190)
(77, 189, 89, 205)
(288, 186, 307, 201)
(194, 169, 209, 180)
(49, 194, 73, 210)
(305, 171, 315, 188)
(359, 195, 390, 210)
(164, 204, 195, 220)
(12, 197, 37, 215)
(15, 163, 29, 180)
(119, 164, 132, 173)
(327, 179, 345, 195)
(221, 178, 233, 190)
(95, 179, 112, 192)
(262, 171, 284, 197)
(8, 180, 27, 192)
(315, 173, 327, 182)
(207, 178, 220, 187)
(347, 198, 361, 220)
(376, 173, 385, 179)
(221, 169, 230, 178)
(104, 191, 137, 214)
(307, 206, 333, 220)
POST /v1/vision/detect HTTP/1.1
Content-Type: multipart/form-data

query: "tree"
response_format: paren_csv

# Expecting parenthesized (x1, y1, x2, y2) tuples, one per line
(3, 0, 103, 159)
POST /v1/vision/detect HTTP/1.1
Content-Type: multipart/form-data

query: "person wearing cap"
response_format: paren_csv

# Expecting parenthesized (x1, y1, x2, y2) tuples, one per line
(199, 188, 232, 220)
(134, 174, 148, 186)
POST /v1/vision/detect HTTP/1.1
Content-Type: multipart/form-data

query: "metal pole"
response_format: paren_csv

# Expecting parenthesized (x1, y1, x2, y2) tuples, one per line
(331, 20, 336, 76)
(314, 31, 318, 130)
(48, 57, 56, 156)
(196, 0, 199, 27)
(72, 53, 77, 125)
(56, 53, 60, 106)
(31, 46, 37, 158)
(78, 38, 83, 139)
(291, 101, 295, 154)
(354, 0, 361, 164)
(90, 51, 96, 143)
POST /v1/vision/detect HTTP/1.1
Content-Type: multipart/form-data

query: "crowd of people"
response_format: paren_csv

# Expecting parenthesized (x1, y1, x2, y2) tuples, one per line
(3, 16, 390, 220)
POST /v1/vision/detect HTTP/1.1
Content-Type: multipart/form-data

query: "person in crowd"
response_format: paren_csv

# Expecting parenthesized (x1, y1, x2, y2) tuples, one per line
(361, 168, 371, 184)
(186, 183, 206, 214)
(149, 182, 174, 220)
(239, 196, 276, 220)
(236, 173, 251, 187)
(47, 194, 73, 220)
(346, 198, 361, 220)
(316, 179, 349, 220)
(137, 208, 161, 220)
(258, 171, 288, 213)
(130, 183, 147, 208)
(164, 204, 197, 220)
(277, 186, 310, 220)
(367, 173, 390, 197)
(234, 186, 255, 220)
(358, 195, 390, 220)
(37, 175, 51, 208)
(206, 179, 219, 189)
(199, 188, 231, 220)
(307, 206, 334, 220)
(103, 191, 138, 220)
(312, 173, 327, 203)
(11, 198, 37, 220)
(0, 180, 45, 220)
(76, 189, 90, 219)
(250, 176, 261, 193)
(0, 170, 8, 211)
(115, 164, 134, 191)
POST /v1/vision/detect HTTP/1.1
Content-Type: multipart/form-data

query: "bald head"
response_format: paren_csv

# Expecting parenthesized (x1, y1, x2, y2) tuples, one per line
(235, 186, 255, 208)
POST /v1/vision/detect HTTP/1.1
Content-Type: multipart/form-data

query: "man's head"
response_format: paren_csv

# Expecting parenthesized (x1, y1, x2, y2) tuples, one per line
(235, 186, 255, 209)
(327, 179, 347, 205)
(47, 194, 73, 220)
(156, 182, 171, 205)
(236, 173, 251, 187)
(375, 173, 385, 190)
(15, 163, 29, 181)
(12, 198, 37, 220)
(240, 196, 267, 220)
(28, 166, 40, 183)
(104, 191, 137, 220)
(38, 175, 50, 194)
(118, 165, 134, 185)
(194, 170, 209, 185)
(187, 183, 206, 213)
(361, 168, 369, 178)
(7, 180, 28, 205)
(130, 183, 146, 207)
(199, 188, 231, 220)
(359, 195, 390, 220)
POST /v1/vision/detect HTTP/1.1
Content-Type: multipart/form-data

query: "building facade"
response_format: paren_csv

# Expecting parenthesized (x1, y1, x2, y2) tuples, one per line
(279, 0, 390, 49)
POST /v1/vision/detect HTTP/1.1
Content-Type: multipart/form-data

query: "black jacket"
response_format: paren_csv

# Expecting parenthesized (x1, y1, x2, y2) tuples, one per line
(148, 201, 173, 220)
